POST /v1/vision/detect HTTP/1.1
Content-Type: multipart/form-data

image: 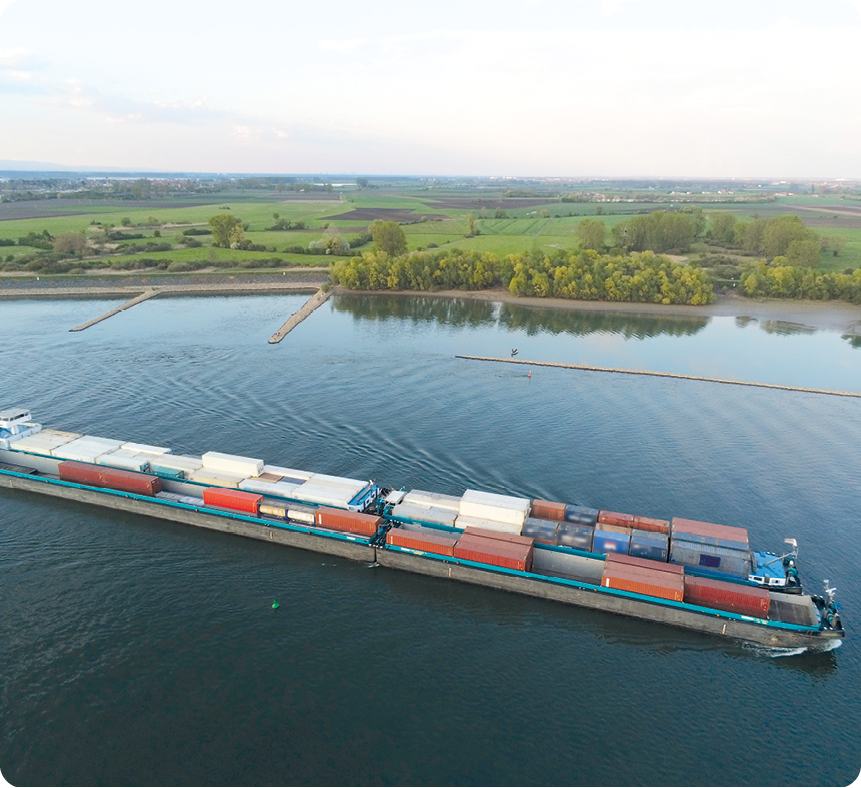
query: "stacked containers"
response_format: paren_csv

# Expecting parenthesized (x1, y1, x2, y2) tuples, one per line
(258, 499, 289, 519)
(10, 429, 82, 457)
(632, 516, 671, 535)
(557, 524, 595, 551)
(683, 576, 770, 616)
(52, 436, 123, 463)
(150, 455, 203, 479)
(58, 461, 162, 496)
(387, 528, 458, 557)
(314, 507, 382, 536)
(389, 502, 458, 529)
(598, 511, 636, 528)
(454, 532, 534, 572)
(202, 487, 262, 514)
(521, 517, 560, 545)
(601, 553, 685, 601)
(190, 469, 246, 489)
(628, 529, 670, 561)
(201, 451, 265, 478)
(287, 503, 317, 525)
(591, 529, 630, 555)
(457, 490, 530, 534)
(670, 517, 752, 577)
(530, 499, 567, 522)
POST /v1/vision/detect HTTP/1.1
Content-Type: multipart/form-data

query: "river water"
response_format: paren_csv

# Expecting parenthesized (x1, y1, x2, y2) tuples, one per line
(1, 293, 859, 786)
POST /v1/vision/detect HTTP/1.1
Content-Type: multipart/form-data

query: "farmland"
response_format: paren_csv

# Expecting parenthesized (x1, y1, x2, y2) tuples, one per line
(1, 178, 860, 281)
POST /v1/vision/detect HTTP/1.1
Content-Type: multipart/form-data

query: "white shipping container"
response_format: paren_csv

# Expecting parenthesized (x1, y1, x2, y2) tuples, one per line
(151, 455, 203, 472)
(189, 469, 246, 489)
(10, 430, 82, 455)
(390, 503, 458, 528)
(308, 473, 369, 489)
(80, 435, 125, 448)
(292, 482, 359, 506)
(97, 450, 151, 472)
(461, 489, 531, 514)
(52, 437, 123, 459)
(455, 515, 524, 534)
(458, 501, 527, 527)
(263, 464, 314, 480)
(402, 490, 462, 512)
(201, 451, 264, 478)
(239, 478, 299, 498)
(121, 442, 172, 456)
(287, 507, 316, 524)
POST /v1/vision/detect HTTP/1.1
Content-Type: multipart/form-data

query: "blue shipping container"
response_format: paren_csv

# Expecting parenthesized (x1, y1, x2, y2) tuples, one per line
(522, 518, 559, 544)
(671, 530, 748, 552)
(592, 529, 630, 555)
(564, 504, 599, 526)
(628, 533, 669, 561)
(669, 539, 751, 577)
(151, 464, 185, 480)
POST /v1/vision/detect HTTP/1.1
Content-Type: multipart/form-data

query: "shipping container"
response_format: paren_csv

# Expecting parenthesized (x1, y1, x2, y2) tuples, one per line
(190, 469, 245, 489)
(202, 487, 262, 515)
(96, 449, 151, 473)
(293, 482, 364, 507)
(390, 503, 458, 529)
(601, 563, 685, 602)
(633, 515, 671, 535)
(262, 464, 314, 481)
(462, 526, 534, 547)
(531, 546, 604, 582)
(149, 455, 203, 476)
(121, 442, 172, 456)
(606, 552, 682, 574)
(670, 539, 752, 577)
(591, 529, 631, 555)
(387, 528, 458, 557)
(201, 451, 264, 478)
(529, 499, 567, 522)
(314, 507, 381, 536)
(556, 523, 594, 551)
(259, 499, 288, 519)
(309, 473, 370, 489)
(402, 489, 462, 512)
(454, 514, 524, 534)
(454, 534, 533, 572)
(58, 461, 162, 496)
(521, 517, 559, 545)
(599, 523, 633, 536)
(178, 495, 205, 506)
(150, 464, 186, 480)
(563, 504, 599, 527)
(628, 531, 670, 562)
(155, 491, 186, 503)
(239, 478, 299, 498)
(671, 530, 749, 552)
(459, 489, 530, 526)
(671, 517, 749, 546)
(287, 504, 317, 525)
(598, 510, 636, 528)
(10, 430, 81, 456)
(683, 575, 770, 616)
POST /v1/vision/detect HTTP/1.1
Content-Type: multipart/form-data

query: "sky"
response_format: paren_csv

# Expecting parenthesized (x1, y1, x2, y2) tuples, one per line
(1, 0, 860, 178)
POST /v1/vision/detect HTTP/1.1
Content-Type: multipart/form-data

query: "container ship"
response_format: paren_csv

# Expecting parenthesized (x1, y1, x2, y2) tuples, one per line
(0, 408, 844, 649)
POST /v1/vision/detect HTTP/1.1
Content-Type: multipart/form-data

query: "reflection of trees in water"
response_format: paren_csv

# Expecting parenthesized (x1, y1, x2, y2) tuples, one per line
(842, 334, 861, 349)
(332, 294, 496, 327)
(332, 294, 712, 339)
(759, 320, 817, 336)
(497, 303, 709, 339)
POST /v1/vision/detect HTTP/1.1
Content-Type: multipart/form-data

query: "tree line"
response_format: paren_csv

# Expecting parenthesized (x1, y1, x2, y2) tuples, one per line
(331, 248, 716, 305)
(739, 262, 861, 303)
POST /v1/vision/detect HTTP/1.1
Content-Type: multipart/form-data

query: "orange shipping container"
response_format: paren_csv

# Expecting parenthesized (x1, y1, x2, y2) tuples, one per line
(462, 526, 534, 547)
(530, 499, 567, 522)
(314, 506, 382, 536)
(632, 516, 671, 535)
(203, 487, 262, 514)
(387, 529, 458, 557)
(606, 552, 683, 575)
(601, 564, 684, 602)
(684, 575, 770, 616)
(454, 534, 533, 572)
(598, 511, 636, 527)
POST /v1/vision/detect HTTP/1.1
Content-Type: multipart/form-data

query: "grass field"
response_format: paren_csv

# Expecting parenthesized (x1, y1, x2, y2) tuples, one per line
(2, 187, 860, 277)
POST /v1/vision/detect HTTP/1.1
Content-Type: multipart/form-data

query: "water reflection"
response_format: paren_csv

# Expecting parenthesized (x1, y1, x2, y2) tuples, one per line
(735, 315, 819, 336)
(333, 293, 710, 339)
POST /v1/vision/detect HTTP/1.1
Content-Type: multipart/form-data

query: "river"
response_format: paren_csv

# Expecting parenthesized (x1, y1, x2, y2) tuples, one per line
(1, 292, 859, 786)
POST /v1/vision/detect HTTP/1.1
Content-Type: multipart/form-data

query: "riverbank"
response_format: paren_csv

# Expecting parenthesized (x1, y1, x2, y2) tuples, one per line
(4, 273, 861, 335)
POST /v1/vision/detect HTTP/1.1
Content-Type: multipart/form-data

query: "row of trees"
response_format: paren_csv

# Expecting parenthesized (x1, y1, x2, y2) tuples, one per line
(571, 208, 705, 254)
(331, 248, 716, 305)
(739, 262, 861, 303)
(708, 213, 825, 265)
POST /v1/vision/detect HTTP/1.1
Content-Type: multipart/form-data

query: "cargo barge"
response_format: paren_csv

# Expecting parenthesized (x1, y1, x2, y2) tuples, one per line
(0, 409, 844, 649)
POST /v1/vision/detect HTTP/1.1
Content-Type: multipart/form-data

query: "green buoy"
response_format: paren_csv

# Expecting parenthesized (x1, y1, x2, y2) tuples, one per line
(272, 599, 280, 610)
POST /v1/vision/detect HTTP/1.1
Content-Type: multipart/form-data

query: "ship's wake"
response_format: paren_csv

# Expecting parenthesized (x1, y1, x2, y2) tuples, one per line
(745, 639, 842, 658)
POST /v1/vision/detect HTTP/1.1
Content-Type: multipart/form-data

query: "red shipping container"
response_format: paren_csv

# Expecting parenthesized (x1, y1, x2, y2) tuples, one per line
(530, 499, 567, 522)
(671, 517, 748, 546)
(601, 564, 685, 601)
(632, 515, 671, 535)
(684, 576, 770, 616)
(454, 534, 533, 572)
(606, 552, 683, 575)
(314, 506, 382, 536)
(203, 487, 263, 515)
(598, 510, 636, 527)
(387, 529, 458, 557)
(462, 526, 534, 547)
(58, 461, 161, 496)
(59, 461, 103, 486)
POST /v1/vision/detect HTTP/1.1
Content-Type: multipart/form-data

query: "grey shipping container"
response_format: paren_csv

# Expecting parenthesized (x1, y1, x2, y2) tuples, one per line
(522, 518, 559, 545)
(556, 523, 594, 551)
(670, 539, 752, 577)
(628, 532, 669, 562)
(671, 530, 749, 552)
(564, 504, 599, 527)
(531, 547, 604, 583)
